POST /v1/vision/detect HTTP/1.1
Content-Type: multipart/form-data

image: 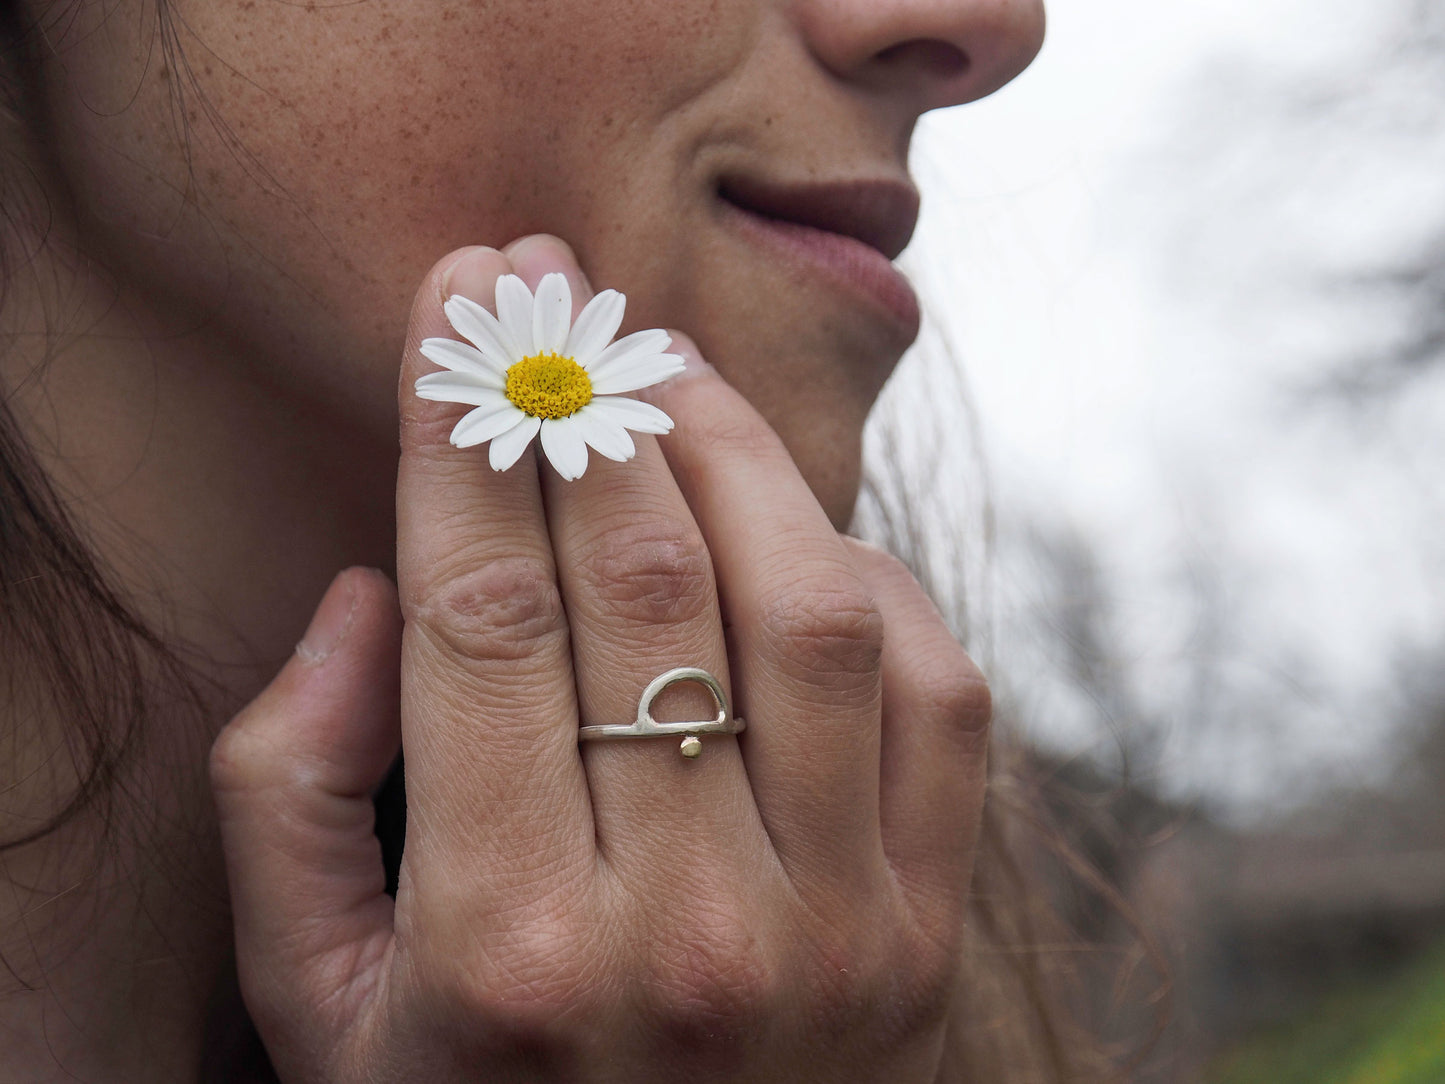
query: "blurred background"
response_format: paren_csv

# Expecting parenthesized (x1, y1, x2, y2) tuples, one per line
(861, 0, 1445, 1078)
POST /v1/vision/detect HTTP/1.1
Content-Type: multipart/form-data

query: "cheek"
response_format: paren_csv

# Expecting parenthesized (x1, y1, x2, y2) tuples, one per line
(39, 0, 755, 418)
(36, 0, 880, 520)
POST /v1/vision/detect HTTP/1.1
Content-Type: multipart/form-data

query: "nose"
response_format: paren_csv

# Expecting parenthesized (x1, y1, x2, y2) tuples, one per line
(795, 0, 1046, 114)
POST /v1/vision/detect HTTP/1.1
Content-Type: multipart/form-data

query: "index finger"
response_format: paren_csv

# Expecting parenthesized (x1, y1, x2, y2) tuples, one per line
(396, 247, 593, 906)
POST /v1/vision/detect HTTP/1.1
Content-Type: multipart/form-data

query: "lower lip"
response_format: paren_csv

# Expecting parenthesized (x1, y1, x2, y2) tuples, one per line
(718, 200, 921, 339)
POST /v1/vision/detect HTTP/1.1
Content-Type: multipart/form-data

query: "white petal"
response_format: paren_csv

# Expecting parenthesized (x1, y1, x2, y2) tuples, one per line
(533, 273, 572, 357)
(416, 374, 508, 405)
(588, 353, 686, 396)
(573, 407, 636, 461)
(444, 295, 522, 366)
(419, 337, 506, 382)
(451, 402, 526, 448)
(538, 416, 590, 480)
(564, 289, 625, 367)
(488, 414, 541, 471)
(495, 274, 536, 358)
(585, 396, 675, 435)
(586, 327, 673, 374)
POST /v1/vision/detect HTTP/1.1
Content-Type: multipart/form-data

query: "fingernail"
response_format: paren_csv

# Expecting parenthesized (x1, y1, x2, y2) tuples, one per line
(505, 233, 577, 270)
(296, 573, 358, 665)
(675, 345, 714, 380)
(441, 246, 508, 304)
(506, 236, 591, 312)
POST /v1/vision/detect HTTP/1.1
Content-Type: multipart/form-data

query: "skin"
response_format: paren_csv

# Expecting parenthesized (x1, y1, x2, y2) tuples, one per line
(1, 0, 1043, 1079)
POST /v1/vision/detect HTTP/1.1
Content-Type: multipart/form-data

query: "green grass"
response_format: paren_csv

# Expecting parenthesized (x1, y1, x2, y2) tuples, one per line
(1209, 937, 1445, 1084)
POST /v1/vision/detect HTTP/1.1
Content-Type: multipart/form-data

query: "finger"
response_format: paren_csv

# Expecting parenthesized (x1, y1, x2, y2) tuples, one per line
(550, 439, 762, 864)
(506, 236, 759, 870)
(397, 247, 593, 910)
(842, 538, 991, 911)
(505, 234, 592, 321)
(641, 341, 887, 892)
(210, 568, 401, 1077)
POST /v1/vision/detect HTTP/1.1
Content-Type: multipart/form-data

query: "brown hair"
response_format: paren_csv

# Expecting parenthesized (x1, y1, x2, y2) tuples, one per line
(0, 3, 149, 856)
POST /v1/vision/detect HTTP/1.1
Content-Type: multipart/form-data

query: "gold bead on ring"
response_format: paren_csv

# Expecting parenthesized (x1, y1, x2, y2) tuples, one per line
(577, 667, 744, 760)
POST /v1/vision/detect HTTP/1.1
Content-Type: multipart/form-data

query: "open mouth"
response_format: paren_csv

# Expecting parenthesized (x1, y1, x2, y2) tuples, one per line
(715, 175, 920, 261)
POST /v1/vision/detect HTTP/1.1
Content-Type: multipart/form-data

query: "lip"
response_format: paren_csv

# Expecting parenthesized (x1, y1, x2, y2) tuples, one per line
(715, 176, 922, 337)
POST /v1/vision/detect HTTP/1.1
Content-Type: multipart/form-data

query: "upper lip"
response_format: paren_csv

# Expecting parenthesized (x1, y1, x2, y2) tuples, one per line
(716, 174, 921, 261)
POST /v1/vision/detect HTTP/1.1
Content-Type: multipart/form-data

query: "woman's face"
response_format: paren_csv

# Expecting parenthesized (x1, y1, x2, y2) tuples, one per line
(36, 0, 1042, 524)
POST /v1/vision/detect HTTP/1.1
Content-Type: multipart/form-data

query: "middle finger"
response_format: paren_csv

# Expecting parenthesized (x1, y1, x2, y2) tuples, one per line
(506, 238, 762, 870)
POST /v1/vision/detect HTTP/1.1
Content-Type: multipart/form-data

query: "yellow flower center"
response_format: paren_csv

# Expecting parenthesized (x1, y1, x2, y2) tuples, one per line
(504, 353, 594, 419)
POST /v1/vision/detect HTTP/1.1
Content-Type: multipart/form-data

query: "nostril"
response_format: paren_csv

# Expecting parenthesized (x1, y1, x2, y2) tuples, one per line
(874, 39, 969, 80)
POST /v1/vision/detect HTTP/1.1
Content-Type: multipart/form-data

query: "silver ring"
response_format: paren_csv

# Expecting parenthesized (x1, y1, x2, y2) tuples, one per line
(578, 667, 745, 760)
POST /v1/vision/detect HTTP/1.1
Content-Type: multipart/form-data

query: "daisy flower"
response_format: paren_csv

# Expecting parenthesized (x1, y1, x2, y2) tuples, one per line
(415, 272, 684, 480)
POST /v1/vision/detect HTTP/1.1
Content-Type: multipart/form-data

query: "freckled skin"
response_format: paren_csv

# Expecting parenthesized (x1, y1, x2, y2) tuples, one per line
(33, 0, 1029, 526)
(5, 1, 1047, 1077)
(7, 2, 1045, 685)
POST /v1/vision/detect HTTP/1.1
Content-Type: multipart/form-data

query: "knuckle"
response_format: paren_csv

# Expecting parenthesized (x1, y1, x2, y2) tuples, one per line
(809, 942, 953, 1052)
(208, 717, 289, 796)
(413, 912, 604, 1045)
(755, 575, 884, 683)
(409, 557, 567, 663)
(206, 722, 256, 795)
(579, 523, 714, 629)
(914, 654, 993, 742)
(800, 930, 874, 1036)
(801, 917, 959, 1048)
(642, 908, 776, 1051)
(882, 927, 962, 1041)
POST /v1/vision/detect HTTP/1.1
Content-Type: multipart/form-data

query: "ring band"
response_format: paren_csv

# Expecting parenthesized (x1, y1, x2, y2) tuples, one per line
(578, 667, 745, 759)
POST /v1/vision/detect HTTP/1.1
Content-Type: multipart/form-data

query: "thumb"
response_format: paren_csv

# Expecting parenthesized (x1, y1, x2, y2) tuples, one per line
(211, 566, 403, 1066)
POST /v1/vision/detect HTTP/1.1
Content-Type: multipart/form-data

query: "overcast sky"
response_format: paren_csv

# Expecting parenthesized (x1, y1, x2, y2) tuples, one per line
(877, 0, 1445, 815)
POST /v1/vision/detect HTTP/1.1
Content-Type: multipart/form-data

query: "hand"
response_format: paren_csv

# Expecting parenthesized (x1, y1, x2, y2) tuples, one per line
(210, 235, 992, 1082)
